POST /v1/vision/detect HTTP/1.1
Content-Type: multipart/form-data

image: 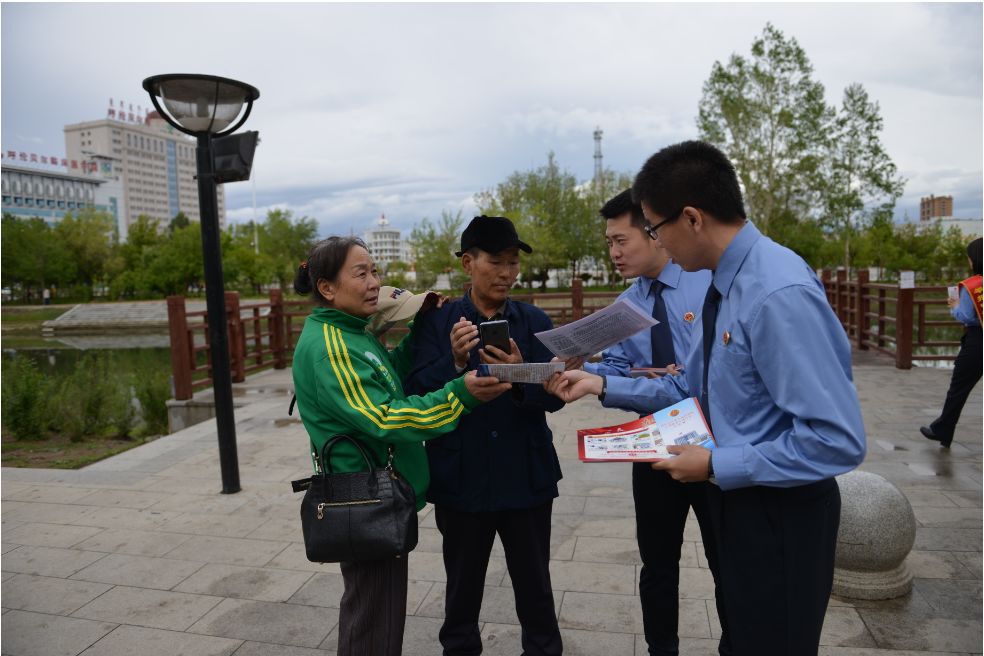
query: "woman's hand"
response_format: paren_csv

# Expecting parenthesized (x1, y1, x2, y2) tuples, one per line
(450, 317, 479, 369)
(543, 369, 603, 403)
(479, 338, 524, 365)
(463, 371, 512, 401)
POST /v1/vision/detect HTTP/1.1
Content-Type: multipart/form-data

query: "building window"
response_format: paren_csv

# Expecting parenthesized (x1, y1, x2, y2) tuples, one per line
(58, 201, 66, 209)
(25, 198, 33, 206)
(68, 202, 76, 209)
(47, 200, 55, 208)
(13, 197, 22, 205)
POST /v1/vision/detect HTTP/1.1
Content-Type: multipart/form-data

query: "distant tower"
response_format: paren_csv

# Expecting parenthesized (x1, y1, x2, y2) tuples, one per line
(593, 127, 604, 195)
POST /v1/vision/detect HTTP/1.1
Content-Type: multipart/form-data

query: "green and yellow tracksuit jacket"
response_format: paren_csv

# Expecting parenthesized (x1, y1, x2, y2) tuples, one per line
(291, 306, 480, 511)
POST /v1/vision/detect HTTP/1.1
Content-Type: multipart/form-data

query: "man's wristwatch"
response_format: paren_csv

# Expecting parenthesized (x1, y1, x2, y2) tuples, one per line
(599, 376, 607, 402)
(707, 451, 717, 485)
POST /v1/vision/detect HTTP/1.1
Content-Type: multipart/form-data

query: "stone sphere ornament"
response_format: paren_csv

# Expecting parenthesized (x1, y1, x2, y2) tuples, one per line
(833, 470, 917, 600)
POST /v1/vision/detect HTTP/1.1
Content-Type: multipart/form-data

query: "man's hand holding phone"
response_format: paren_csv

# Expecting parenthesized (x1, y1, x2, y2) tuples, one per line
(450, 317, 479, 369)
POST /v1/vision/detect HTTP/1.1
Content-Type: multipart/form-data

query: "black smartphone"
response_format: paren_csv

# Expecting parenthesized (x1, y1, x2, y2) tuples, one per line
(478, 320, 510, 354)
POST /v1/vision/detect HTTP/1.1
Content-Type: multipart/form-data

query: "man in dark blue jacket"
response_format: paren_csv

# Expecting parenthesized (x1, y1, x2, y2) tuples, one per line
(405, 215, 565, 656)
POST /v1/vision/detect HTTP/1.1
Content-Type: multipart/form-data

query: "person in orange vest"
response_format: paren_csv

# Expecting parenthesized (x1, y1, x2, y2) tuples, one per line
(921, 237, 983, 448)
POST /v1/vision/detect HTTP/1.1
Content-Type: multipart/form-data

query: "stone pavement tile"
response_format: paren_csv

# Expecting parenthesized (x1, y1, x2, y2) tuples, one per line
(2, 573, 112, 615)
(147, 491, 251, 514)
(286, 571, 433, 616)
(324, 614, 440, 654)
(246, 516, 302, 543)
(7, 485, 101, 504)
(553, 494, 587, 515)
(164, 535, 290, 567)
(650, 637, 720, 656)
(913, 506, 983, 528)
(74, 489, 172, 509)
(560, 591, 684, 635)
(155, 512, 267, 538)
(0, 609, 117, 656)
(942, 489, 984, 508)
(72, 527, 194, 557)
(551, 535, 578, 560)
(78, 625, 241, 656)
(2, 522, 103, 548)
(482, 622, 635, 655)
(414, 526, 443, 553)
(2, 545, 107, 577)
(819, 649, 978, 656)
(73, 506, 182, 531)
(2, 500, 104, 526)
(914, 527, 982, 552)
(173, 563, 313, 602)
(912, 578, 982, 620)
(678, 566, 715, 599)
(188, 598, 334, 649)
(858, 610, 982, 653)
(953, 551, 983, 578)
(571, 536, 642, 565)
(541, 559, 635, 595)
(557, 479, 632, 497)
(408, 550, 507, 585)
(233, 642, 334, 656)
(417, 583, 562, 625)
(144, 476, 232, 495)
(71, 553, 205, 590)
(265, 543, 341, 573)
(820, 606, 877, 647)
(72, 585, 223, 631)
(897, 488, 959, 508)
(550, 515, 636, 539)
(582, 495, 636, 517)
(906, 550, 978, 580)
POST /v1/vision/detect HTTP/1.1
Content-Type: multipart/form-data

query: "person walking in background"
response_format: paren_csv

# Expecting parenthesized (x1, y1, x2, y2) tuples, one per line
(291, 236, 511, 656)
(405, 215, 566, 656)
(545, 141, 866, 656)
(582, 189, 728, 656)
(921, 237, 983, 449)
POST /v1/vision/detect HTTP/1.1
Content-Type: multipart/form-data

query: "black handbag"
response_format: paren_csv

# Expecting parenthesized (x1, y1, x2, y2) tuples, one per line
(290, 435, 418, 563)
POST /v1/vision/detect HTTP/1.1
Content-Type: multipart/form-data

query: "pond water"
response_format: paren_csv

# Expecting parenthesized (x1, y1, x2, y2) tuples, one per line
(2, 333, 172, 377)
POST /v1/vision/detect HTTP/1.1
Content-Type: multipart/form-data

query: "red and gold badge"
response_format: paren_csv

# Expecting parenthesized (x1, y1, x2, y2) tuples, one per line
(722, 330, 731, 346)
(683, 311, 695, 323)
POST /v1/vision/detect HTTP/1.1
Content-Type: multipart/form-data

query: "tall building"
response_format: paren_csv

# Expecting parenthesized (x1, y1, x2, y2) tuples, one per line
(363, 214, 410, 265)
(63, 109, 225, 237)
(1, 161, 111, 222)
(920, 195, 953, 221)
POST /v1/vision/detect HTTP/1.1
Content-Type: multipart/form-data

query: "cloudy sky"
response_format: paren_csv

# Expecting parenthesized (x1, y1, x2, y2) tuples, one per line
(2, 2, 981, 237)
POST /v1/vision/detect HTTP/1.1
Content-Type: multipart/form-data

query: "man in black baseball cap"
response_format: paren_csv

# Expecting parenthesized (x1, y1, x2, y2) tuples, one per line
(404, 215, 565, 656)
(454, 214, 533, 257)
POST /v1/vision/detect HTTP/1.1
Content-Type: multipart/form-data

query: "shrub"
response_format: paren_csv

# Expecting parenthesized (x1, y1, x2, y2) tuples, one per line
(1, 355, 48, 440)
(133, 363, 171, 436)
(54, 353, 135, 441)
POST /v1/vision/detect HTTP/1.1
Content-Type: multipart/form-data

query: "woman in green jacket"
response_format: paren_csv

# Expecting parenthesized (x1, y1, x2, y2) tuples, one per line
(292, 236, 510, 656)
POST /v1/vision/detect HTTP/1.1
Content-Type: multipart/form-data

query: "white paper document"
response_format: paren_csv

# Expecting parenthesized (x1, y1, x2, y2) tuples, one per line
(534, 299, 658, 358)
(476, 362, 565, 383)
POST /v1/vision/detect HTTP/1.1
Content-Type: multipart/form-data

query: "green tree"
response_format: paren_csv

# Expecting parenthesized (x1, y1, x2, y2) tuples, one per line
(169, 211, 190, 233)
(820, 83, 906, 270)
(697, 23, 832, 235)
(53, 208, 115, 292)
(1, 215, 73, 301)
(409, 210, 466, 290)
(258, 209, 319, 290)
(107, 214, 165, 298)
(143, 222, 205, 295)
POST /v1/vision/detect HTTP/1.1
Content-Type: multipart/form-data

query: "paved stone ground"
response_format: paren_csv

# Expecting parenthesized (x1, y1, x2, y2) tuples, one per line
(2, 353, 981, 656)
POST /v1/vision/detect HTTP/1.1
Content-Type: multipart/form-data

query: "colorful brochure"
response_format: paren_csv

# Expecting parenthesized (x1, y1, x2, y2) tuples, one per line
(577, 397, 715, 462)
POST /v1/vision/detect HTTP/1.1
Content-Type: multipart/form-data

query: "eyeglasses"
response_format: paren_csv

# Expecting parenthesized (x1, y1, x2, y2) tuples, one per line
(643, 209, 683, 241)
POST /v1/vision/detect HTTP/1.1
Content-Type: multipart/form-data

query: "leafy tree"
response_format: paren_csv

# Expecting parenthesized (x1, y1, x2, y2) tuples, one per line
(1, 215, 73, 301)
(169, 211, 190, 233)
(409, 210, 466, 290)
(697, 23, 832, 235)
(224, 221, 277, 295)
(107, 215, 165, 298)
(53, 208, 115, 291)
(259, 209, 319, 290)
(820, 83, 906, 270)
(143, 222, 205, 295)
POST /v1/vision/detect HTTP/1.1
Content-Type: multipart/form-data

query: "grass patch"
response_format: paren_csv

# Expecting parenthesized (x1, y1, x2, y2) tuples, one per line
(1, 432, 152, 469)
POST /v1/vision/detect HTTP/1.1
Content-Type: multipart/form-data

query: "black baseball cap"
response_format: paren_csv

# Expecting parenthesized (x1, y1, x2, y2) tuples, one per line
(455, 215, 533, 257)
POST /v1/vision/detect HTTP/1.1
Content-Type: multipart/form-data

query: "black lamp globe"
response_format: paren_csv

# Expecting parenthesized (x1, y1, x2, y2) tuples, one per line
(142, 73, 260, 495)
(142, 74, 259, 136)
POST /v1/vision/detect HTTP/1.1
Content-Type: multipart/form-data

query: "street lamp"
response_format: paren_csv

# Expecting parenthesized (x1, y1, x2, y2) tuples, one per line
(143, 74, 260, 494)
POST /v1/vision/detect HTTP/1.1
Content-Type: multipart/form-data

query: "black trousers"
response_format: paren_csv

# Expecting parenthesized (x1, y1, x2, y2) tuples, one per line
(931, 327, 983, 443)
(706, 479, 840, 656)
(435, 501, 562, 656)
(633, 464, 730, 656)
(337, 556, 409, 656)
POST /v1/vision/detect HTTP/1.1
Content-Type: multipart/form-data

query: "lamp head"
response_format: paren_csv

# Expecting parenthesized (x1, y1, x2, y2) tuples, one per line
(142, 74, 259, 137)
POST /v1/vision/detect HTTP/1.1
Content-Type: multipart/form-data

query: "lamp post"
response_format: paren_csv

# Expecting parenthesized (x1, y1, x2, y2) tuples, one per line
(143, 74, 260, 494)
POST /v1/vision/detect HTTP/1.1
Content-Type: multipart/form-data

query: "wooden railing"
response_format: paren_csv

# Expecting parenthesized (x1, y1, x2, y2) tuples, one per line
(167, 273, 963, 399)
(820, 269, 962, 369)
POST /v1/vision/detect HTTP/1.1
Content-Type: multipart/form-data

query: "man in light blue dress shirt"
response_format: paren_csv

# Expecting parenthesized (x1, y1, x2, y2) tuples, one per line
(583, 190, 726, 656)
(546, 141, 866, 656)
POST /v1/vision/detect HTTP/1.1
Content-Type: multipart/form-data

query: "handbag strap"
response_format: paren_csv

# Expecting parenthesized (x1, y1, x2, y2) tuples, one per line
(319, 435, 379, 475)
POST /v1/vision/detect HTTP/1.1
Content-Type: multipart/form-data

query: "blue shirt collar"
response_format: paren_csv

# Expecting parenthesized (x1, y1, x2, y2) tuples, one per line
(462, 289, 514, 320)
(642, 260, 683, 296)
(713, 221, 761, 298)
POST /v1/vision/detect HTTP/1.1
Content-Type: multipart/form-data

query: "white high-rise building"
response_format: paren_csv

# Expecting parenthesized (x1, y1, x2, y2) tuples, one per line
(363, 214, 410, 265)
(64, 109, 225, 238)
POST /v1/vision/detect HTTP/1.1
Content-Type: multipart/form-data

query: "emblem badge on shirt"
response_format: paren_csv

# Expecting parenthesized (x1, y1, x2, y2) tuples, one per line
(364, 351, 399, 393)
(722, 330, 731, 346)
(683, 311, 695, 323)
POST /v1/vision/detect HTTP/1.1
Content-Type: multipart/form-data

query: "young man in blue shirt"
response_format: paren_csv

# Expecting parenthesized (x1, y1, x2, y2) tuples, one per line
(582, 189, 727, 656)
(405, 215, 565, 656)
(546, 141, 866, 656)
